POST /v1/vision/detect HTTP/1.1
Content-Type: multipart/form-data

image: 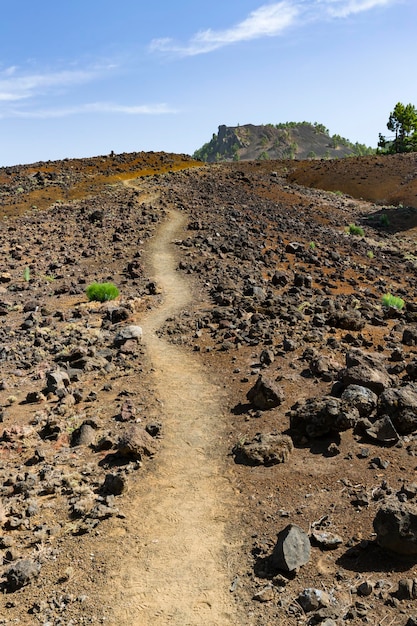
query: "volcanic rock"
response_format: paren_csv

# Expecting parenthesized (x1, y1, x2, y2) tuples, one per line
(246, 375, 285, 410)
(233, 433, 293, 466)
(271, 524, 311, 572)
(373, 501, 417, 555)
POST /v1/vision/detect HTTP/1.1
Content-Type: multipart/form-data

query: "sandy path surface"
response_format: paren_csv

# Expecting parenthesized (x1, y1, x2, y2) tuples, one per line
(111, 208, 238, 625)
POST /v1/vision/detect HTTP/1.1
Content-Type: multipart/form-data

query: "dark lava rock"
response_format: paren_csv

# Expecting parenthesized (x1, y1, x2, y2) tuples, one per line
(328, 311, 365, 331)
(6, 559, 41, 591)
(403, 327, 417, 346)
(365, 415, 399, 445)
(339, 350, 391, 394)
(233, 433, 293, 466)
(290, 396, 360, 437)
(101, 473, 126, 496)
(341, 384, 378, 417)
(378, 385, 417, 434)
(373, 501, 417, 555)
(271, 524, 311, 572)
(117, 425, 159, 459)
(246, 375, 285, 410)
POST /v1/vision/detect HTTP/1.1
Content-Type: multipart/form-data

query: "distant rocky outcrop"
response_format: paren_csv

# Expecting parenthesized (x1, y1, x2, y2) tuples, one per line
(193, 122, 374, 163)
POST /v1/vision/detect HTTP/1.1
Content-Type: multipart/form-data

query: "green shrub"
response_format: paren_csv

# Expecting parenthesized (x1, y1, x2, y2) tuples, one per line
(347, 223, 365, 236)
(309, 241, 316, 250)
(380, 214, 390, 227)
(366, 250, 374, 259)
(381, 293, 405, 310)
(86, 282, 119, 302)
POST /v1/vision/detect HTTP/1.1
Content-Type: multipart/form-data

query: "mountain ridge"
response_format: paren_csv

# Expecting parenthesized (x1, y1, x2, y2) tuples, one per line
(194, 122, 375, 162)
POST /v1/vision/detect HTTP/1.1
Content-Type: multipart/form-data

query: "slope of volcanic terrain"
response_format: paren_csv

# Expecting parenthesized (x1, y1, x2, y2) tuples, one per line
(1, 153, 417, 625)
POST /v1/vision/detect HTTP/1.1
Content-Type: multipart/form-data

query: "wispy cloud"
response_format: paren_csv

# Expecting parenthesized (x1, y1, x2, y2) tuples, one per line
(150, 0, 400, 56)
(150, 2, 299, 56)
(318, 0, 395, 18)
(0, 64, 113, 102)
(0, 102, 177, 119)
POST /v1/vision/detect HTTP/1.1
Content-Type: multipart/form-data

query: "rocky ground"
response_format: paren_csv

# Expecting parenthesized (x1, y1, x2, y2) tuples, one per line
(1, 152, 417, 625)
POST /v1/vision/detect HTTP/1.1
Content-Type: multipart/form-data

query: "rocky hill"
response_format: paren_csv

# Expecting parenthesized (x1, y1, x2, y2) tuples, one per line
(1, 151, 417, 625)
(193, 122, 375, 162)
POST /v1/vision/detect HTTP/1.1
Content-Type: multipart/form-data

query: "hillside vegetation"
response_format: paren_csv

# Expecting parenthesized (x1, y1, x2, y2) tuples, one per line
(193, 122, 375, 162)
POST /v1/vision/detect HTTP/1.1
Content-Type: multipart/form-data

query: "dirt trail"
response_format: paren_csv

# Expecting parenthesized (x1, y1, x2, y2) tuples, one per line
(111, 208, 239, 625)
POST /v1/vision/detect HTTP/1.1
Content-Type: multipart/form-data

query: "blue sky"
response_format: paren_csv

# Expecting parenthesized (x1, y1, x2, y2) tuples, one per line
(0, 0, 415, 166)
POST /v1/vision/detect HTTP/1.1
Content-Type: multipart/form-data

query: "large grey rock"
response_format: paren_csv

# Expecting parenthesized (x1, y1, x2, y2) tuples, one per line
(233, 433, 293, 466)
(271, 524, 311, 572)
(6, 559, 41, 591)
(114, 325, 143, 346)
(378, 385, 417, 434)
(117, 425, 159, 459)
(46, 369, 70, 393)
(328, 311, 365, 331)
(246, 375, 284, 410)
(290, 396, 360, 438)
(341, 385, 378, 417)
(339, 350, 391, 394)
(373, 501, 417, 555)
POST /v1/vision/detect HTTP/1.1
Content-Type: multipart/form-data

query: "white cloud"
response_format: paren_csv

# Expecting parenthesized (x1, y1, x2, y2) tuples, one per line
(320, 0, 395, 18)
(0, 66, 108, 102)
(150, 2, 299, 56)
(150, 0, 401, 56)
(0, 102, 177, 119)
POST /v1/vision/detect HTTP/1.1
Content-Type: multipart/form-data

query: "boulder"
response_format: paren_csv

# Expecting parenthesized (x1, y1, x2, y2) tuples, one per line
(233, 433, 293, 466)
(45, 369, 70, 393)
(328, 311, 365, 331)
(373, 501, 417, 555)
(114, 325, 143, 346)
(339, 350, 391, 394)
(117, 425, 159, 459)
(6, 559, 41, 591)
(290, 396, 360, 438)
(246, 375, 284, 410)
(341, 385, 378, 417)
(271, 524, 311, 572)
(378, 385, 417, 434)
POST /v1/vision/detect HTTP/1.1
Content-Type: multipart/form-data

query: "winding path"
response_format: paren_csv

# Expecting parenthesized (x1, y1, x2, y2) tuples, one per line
(111, 209, 238, 625)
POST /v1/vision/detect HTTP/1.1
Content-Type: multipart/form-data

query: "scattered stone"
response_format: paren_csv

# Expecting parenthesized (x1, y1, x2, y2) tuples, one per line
(365, 415, 399, 445)
(310, 531, 343, 550)
(101, 473, 127, 496)
(253, 585, 275, 602)
(374, 501, 417, 555)
(396, 579, 417, 600)
(233, 433, 293, 466)
(6, 559, 41, 591)
(117, 424, 159, 459)
(246, 375, 285, 410)
(114, 325, 143, 346)
(290, 396, 360, 438)
(271, 524, 311, 572)
(341, 384, 378, 417)
(46, 369, 70, 393)
(378, 385, 417, 434)
(357, 580, 374, 597)
(296, 588, 330, 612)
(339, 350, 391, 394)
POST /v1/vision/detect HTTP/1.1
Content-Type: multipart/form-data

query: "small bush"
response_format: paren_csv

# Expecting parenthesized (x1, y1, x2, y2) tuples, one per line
(380, 214, 390, 227)
(86, 282, 119, 302)
(366, 250, 374, 259)
(347, 223, 365, 236)
(309, 241, 316, 250)
(381, 293, 405, 310)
